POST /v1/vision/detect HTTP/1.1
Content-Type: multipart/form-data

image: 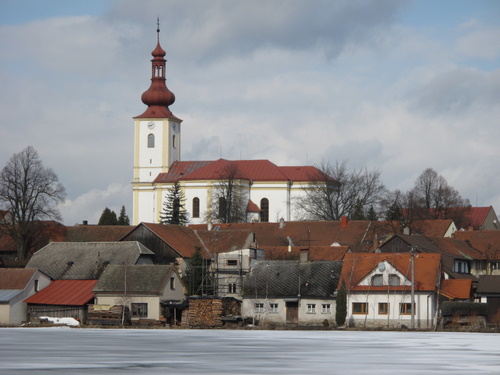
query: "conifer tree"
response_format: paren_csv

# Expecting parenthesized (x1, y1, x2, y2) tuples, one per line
(98, 207, 118, 225)
(117, 206, 130, 225)
(335, 281, 347, 326)
(160, 181, 189, 225)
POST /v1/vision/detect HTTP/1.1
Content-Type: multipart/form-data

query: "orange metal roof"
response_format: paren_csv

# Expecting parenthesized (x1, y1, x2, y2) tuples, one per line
(24, 279, 97, 306)
(440, 279, 472, 300)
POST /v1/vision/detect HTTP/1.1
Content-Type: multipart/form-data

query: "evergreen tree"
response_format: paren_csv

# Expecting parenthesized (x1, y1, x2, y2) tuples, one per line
(335, 281, 347, 326)
(117, 206, 130, 225)
(160, 181, 189, 225)
(98, 207, 118, 225)
(351, 199, 366, 220)
(183, 247, 205, 296)
(366, 205, 378, 221)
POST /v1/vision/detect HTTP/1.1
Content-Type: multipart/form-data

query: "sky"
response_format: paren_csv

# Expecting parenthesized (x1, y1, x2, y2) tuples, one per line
(0, 0, 499, 225)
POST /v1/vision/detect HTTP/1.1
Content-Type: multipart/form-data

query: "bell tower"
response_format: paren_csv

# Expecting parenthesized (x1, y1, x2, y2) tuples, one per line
(132, 20, 182, 224)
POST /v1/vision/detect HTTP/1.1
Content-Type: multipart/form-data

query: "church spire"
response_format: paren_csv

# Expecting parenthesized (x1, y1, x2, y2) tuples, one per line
(135, 20, 177, 119)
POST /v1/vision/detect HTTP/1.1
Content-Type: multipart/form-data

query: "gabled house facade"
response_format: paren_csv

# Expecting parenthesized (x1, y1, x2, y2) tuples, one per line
(0, 268, 51, 325)
(92, 265, 185, 323)
(340, 253, 442, 329)
(242, 260, 342, 327)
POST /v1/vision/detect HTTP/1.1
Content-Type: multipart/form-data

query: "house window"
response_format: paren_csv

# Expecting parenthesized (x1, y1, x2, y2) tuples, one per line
(321, 304, 331, 314)
(389, 274, 400, 286)
(218, 197, 226, 219)
(269, 303, 279, 313)
(371, 274, 383, 286)
(131, 303, 148, 318)
(170, 277, 175, 290)
(255, 303, 264, 313)
(192, 197, 200, 218)
(147, 134, 155, 148)
(352, 302, 368, 314)
(378, 303, 389, 315)
(227, 259, 238, 266)
(260, 198, 269, 222)
(306, 304, 316, 314)
(34, 280, 39, 292)
(228, 283, 237, 293)
(453, 260, 470, 274)
(399, 303, 415, 315)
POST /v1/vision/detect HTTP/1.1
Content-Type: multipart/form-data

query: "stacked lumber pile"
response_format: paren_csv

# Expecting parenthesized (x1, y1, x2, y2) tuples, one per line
(183, 297, 242, 328)
(185, 297, 224, 328)
(87, 305, 130, 326)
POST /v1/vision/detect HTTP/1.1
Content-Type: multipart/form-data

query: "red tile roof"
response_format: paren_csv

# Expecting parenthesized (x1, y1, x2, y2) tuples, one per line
(0, 268, 37, 289)
(440, 279, 472, 300)
(454, 230, 500, 259)
(340, 252, 441, 291)
(24, 279, 97, 306)
(152, 159, 327, 184)
(463, 207, 493, 229)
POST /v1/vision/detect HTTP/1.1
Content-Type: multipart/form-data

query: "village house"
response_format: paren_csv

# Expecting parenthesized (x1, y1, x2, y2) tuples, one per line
(92, 264, 185, 325)
(242, 257, 342, 327)
(0, 268, 51, 325)
(340, 252, 445, 329)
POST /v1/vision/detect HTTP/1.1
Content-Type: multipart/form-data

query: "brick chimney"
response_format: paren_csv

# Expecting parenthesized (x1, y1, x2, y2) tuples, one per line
(341, 216, 348, 228)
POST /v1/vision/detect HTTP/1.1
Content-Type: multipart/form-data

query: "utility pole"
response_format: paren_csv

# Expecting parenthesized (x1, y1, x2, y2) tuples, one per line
(410, 247, 415, 330)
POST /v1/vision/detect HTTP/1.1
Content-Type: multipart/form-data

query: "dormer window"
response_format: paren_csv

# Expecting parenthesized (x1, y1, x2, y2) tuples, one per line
(371, 274, 383, 286)
(453, 260, 470, 274)
(389, 274, 400, 286)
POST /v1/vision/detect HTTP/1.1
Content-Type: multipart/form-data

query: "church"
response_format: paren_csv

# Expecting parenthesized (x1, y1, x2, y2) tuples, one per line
(132, 29, 326, 225)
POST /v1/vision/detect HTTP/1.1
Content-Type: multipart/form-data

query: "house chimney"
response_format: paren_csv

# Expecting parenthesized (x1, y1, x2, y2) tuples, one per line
(279, 218, 285, 229)
(403, 227, 410, 235)
(341, 216, 348, 228)
(208, 223, 213, 231)
(300, 248, 310, 262)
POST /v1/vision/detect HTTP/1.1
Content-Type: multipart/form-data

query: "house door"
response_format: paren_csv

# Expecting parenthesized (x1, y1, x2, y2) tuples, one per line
(286, 301, 298, 324)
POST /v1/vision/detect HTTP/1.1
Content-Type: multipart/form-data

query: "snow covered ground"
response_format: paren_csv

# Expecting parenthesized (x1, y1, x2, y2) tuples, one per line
(0, 328, 499, 374)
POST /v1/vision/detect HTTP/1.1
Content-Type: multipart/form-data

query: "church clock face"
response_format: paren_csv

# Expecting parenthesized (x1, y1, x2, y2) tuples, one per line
(147, 121, 155, 130)
(172, 122, 177, 132)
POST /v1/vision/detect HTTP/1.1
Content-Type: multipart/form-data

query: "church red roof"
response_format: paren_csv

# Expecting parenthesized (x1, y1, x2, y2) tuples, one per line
(153, 159, 327, 184)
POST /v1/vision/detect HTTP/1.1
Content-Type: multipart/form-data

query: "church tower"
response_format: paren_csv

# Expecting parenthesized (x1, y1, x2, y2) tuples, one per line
(132, 23, 182, 224)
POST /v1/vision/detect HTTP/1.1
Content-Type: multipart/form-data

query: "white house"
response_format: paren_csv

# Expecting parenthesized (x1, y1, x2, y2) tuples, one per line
(242, 260, 342, 327)
(92, 264, 185, 323)
(0, 268, 51, 325)
(340, 252, 443, 329)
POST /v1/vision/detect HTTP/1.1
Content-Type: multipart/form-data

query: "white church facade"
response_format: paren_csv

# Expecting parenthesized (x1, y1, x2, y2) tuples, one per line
(132, 29, 326, 225)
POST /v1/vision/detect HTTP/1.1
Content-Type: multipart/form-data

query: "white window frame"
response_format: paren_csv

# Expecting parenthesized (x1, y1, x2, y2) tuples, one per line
(321, 304, 331, 314)
(306, 304, 316, 314)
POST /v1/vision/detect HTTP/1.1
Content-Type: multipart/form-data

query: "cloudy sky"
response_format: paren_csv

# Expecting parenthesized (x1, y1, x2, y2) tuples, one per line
(1, 0, 499, 225)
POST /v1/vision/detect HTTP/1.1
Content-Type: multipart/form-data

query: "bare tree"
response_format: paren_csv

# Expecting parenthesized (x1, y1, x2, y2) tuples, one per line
(207, 163, 247, 223)
(383, 168, 471, 230)
(294, 160, 386, 221)
(0, 146, 66, 260)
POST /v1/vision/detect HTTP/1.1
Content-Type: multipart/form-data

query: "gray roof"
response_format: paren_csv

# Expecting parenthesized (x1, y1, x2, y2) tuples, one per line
(26, 242, 155, 280)
(477, 275, 500, 294)
(0, 290, 22, 303)
(93, 265, 174, 294)
(243, 260, 342, 298)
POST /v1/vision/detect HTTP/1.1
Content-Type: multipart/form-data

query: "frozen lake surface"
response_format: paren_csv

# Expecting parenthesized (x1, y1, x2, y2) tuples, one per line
(1, 328, 499, 374)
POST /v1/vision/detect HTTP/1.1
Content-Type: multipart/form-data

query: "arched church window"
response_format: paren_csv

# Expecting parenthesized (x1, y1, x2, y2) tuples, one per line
(192, 197, 200, 218)
(218, 197, 226, 221)
(173, 135, 176, 148)
(260, 198, 269, 222)
(148, 134, 155, 148)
